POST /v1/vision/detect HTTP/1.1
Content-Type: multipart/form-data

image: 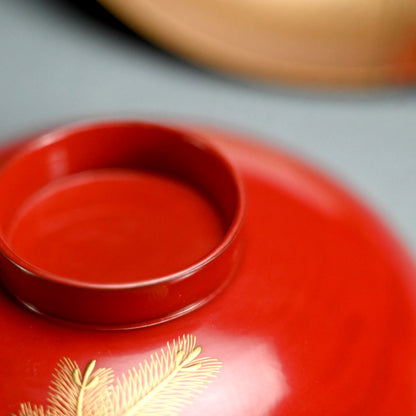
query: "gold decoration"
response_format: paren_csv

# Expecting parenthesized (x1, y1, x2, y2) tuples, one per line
(12, 334, 221, 416)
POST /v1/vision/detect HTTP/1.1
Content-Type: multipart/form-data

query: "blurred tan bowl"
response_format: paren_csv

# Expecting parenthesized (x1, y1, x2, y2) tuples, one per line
(98, 0, 416, 86)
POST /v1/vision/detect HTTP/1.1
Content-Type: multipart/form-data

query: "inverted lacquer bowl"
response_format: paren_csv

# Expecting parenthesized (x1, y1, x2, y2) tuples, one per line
(1, 120, 416, 415)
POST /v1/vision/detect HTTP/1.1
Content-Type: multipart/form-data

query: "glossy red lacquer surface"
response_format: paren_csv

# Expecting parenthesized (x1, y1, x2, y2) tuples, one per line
(0, 123, 243, 327)
(1, 121, 416, 415)
(9, 171, 224, 284)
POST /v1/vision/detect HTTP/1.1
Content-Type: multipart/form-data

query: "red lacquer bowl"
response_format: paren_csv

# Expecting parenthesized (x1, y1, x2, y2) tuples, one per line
(1, 120, 416, 415)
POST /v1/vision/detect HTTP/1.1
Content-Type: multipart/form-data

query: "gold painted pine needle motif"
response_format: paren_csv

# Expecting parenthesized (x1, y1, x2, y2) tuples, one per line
(12, 334, 221, 416)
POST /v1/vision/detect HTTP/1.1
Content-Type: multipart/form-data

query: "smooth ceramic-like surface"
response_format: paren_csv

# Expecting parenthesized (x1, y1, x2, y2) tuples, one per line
(1, 123, 416, 415)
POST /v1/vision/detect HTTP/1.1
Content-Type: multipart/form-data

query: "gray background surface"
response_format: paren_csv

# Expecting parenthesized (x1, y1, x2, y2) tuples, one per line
(1, 0, 416, 255)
